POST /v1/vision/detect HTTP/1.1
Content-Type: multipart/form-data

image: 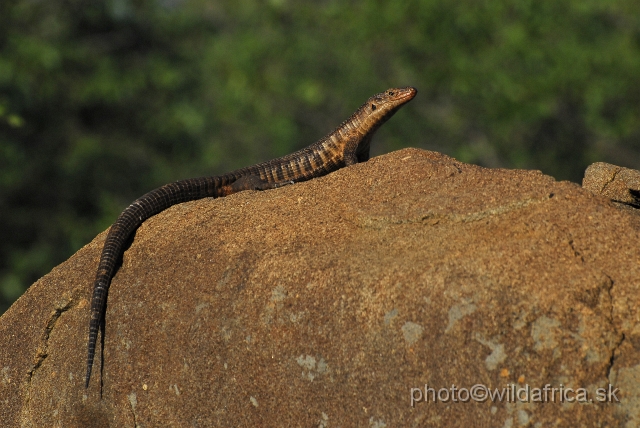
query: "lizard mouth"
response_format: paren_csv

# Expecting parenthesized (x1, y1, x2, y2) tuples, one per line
(394, 87, 418, 102)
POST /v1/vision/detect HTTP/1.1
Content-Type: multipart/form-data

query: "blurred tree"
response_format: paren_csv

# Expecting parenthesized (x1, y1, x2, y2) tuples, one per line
(1, 0, 639, 314)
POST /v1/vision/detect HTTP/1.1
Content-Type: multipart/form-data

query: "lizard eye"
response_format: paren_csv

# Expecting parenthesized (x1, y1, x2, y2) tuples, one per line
(388, 91, 395, 96)
(371, 103, 377, 111)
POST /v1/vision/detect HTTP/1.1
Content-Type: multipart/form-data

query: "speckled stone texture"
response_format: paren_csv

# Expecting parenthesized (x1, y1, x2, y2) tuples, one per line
(2, 148, 639, 427)
(583, 162, 640, 215)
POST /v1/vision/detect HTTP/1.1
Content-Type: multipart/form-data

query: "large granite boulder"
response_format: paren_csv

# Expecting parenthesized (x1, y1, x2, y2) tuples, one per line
(1, 148, 639, 427)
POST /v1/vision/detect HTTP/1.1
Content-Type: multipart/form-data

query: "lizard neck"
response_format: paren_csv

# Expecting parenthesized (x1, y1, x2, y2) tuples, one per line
(319, 86, 417, 157)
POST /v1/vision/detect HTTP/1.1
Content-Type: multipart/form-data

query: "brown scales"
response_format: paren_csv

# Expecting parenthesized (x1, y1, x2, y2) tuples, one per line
(85, 86, 417, 388)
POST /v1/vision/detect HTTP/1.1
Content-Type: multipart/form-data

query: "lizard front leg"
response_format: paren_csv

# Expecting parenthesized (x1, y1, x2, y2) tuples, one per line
(342, 137, 362, 166)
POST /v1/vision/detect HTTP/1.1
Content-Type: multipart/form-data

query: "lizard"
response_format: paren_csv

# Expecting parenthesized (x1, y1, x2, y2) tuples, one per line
(85, 86, 417, 388)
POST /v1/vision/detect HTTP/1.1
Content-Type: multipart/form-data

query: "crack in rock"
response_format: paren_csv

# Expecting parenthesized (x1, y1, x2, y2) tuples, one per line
(607, 333, 626, 382)
(612, 195, 640, 210)
(26, 299, 75, 385)
(601, 273, 624, 382)
(600, 166, 621, 194)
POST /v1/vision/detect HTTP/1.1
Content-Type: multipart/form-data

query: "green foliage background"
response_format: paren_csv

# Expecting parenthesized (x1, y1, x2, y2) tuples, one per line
(1, 0, 639, 314)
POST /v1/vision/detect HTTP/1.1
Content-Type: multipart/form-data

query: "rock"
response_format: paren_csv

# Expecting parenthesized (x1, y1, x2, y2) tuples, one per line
(583, 162, 640, 213)
(1, 148, 639, 427)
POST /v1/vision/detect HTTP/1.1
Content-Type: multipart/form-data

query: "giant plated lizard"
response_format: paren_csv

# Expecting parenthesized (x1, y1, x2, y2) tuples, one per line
(85, 86, 417, 387)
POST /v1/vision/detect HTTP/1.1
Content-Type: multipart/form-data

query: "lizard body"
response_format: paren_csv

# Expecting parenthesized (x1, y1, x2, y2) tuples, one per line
(85, 86, 417, 387)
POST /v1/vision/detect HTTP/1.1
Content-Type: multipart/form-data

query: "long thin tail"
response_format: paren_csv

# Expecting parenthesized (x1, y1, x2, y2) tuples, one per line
(85, 176, 222, 387)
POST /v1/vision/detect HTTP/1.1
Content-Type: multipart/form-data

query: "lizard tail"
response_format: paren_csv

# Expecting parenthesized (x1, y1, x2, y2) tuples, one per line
(85, 176, 223, 387)
(86, 278, 108, 387)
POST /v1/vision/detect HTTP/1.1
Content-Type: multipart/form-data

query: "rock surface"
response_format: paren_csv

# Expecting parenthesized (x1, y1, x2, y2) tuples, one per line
(583, 162, 640, 214)
(1, 148, 639, 427)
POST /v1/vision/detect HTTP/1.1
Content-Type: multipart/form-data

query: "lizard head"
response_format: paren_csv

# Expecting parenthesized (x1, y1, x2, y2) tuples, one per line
(356, 86, 417, 134)
(368, 87, 418, 114)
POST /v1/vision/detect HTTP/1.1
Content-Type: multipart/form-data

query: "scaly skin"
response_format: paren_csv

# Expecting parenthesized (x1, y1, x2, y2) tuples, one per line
(85, 86, 417, 388)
